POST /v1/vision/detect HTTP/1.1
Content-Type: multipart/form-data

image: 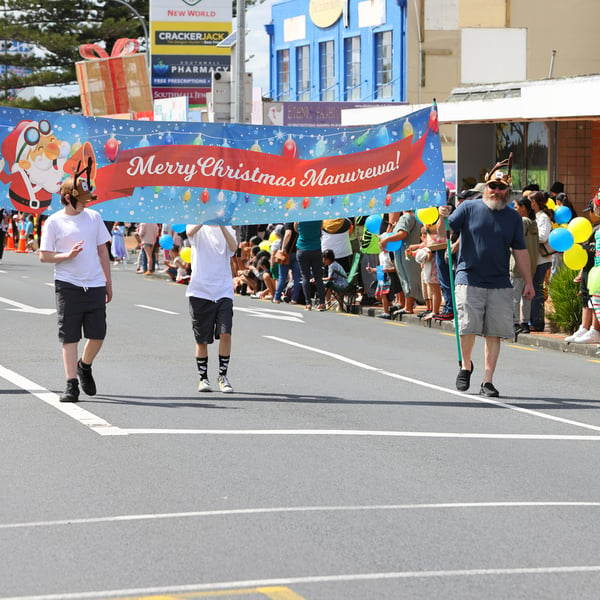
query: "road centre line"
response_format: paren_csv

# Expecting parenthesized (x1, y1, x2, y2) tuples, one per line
(265, 335, 600, 434)
(0, 365, 126, 436)
(4, 565, 600, 600)
(134, 304, 179, 315)
(1, 501, 600, 531)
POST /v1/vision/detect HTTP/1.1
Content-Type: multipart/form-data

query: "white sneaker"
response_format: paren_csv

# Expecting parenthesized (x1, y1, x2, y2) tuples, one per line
(575, 328, 600, 344)
(218, 375, 233, 393)
(198, 378, 212, 392)
(565, 326, 588, 343)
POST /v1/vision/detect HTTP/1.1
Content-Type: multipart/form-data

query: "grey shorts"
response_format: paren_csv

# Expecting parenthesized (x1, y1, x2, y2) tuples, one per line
(455, 284, 514, 339)
(55, 280, 107, 343)
(189, 297, 233, 344)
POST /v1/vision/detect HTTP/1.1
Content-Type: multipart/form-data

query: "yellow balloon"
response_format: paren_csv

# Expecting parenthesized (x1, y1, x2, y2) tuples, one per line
(417, 206, 439, 225)
(567, 216, 593, 244)
(180, 247, 192, 263)
(546, 197, 556, 211)
(269, 232, 279, 243)
(562, 243, 587, 270)
(259, 240, 271, 252)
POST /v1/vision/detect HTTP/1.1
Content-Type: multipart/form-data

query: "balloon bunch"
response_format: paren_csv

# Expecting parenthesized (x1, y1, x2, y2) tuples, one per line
(547, 207, 592, 270)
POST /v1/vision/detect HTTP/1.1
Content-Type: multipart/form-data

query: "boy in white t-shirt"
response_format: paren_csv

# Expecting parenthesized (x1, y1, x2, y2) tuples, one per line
(39, 166, 112, 402)
(186, 224, 238, 393)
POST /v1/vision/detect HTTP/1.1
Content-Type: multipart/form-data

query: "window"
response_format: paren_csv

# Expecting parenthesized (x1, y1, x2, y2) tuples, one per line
(496, 122, 549, 190)
(277, 49, 290, 101)
(296, 45, 310, 101)
(319, 40, 335, 101)
(375, 31, 393, 99)
(344, 36, 361, 101)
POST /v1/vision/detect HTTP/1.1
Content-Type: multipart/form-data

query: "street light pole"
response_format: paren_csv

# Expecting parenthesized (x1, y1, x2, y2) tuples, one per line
(235, 0, 246, 122)
(108, 0, 150, 77)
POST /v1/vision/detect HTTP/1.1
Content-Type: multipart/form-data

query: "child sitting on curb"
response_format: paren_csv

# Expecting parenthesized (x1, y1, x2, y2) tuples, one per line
(164, 245, 190, 284)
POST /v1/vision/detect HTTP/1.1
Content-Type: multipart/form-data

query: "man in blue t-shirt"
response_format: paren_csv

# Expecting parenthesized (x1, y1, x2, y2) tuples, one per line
(438, 160, 534, 398)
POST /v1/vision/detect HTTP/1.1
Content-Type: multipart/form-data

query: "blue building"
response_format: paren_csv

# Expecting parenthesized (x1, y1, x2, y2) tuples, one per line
(266, 0, 407, 103)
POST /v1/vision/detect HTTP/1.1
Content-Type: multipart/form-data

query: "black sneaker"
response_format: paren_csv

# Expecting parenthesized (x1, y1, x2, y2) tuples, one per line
(77, 359, 97, 396)
(60, 378, 80, 403)
(480, 382, 500, 398)
(455, 361, 474, 392)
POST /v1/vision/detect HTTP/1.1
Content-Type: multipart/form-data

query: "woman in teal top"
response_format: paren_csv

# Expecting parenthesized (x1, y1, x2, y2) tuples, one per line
(295, 220, 325, 310)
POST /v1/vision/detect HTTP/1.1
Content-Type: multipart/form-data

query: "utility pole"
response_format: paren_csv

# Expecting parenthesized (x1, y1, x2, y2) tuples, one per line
(235, 0, 246, 122)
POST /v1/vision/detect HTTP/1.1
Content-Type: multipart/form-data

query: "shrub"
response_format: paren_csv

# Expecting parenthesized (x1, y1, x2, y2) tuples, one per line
(547, 265, 582, 333)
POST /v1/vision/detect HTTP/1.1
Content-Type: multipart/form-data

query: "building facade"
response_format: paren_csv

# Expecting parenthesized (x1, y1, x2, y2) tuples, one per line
(340, 0, 600, 209)
(267, 0, 407, 104)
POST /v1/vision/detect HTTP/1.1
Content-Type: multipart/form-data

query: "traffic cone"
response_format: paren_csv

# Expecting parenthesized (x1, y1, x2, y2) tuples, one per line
(5, 221, 15, 251)
(15, 224, 27, 253)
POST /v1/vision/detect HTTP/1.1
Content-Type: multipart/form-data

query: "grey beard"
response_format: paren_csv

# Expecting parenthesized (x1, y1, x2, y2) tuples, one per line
(483, 196, 509, 211)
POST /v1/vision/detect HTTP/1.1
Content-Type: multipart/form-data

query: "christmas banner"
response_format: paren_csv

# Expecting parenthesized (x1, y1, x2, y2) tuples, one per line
(0, 105, 445, 225)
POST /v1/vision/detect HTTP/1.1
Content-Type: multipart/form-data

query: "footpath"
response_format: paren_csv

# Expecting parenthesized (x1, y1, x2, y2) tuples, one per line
(354, 304, 600, 359)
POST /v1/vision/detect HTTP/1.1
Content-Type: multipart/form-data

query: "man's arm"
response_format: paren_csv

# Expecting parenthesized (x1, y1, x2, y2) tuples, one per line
(220, 226, 238, 253)
(97, 243, 113, 303)
(186, 224, 201, 238)
(513, 248, 534, 300)
(437, 205, 453, 238)
(39, 241, 84, 264)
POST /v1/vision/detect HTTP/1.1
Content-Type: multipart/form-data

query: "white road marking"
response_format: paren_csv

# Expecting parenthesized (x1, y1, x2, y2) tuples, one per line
(0, 296, 55, 315)
(0, 365, 126, 436)
(1, 501, 599, 531)
(266, 335, 600, 434)
(235, 306, 304, 323)
(3, 565, 600, 600)
(120, 428, 600, 440)
(134, 304, 179, 314)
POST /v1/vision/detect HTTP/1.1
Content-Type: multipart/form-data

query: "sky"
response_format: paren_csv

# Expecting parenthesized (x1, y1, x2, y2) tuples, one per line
(243, 0, 275, 94)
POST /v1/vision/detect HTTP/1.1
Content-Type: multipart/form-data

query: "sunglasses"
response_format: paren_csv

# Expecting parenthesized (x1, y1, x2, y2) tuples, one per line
(488, 182, 508, 191)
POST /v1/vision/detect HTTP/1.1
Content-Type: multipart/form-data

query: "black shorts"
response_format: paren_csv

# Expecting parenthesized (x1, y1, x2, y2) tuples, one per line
(189, 297, 233, 344)
(55, 280, 107, 343)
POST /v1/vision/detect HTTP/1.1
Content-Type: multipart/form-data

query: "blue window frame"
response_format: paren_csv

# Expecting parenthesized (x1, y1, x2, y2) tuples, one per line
(277, 48, 290, 101)
(319, 40, 335, 101)
(375, 30, 393, 99)
(344, 36, 361, 101)
(296, 45, 310, 101)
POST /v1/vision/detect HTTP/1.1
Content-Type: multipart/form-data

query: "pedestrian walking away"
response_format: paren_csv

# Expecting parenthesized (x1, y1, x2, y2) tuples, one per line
(437, 155, 534, 398)
(186, 224, 238, 393)
(39, 163, 112, 402)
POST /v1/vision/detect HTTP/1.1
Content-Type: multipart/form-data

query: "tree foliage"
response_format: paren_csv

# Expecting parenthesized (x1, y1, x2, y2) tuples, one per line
(0, 0, 148, 111)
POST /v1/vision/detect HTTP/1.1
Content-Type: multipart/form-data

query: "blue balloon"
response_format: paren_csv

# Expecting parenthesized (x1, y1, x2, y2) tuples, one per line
(548, 227, 574, 252)
(382, 232, 403, 252)
(365, 214, 383, 235)
(172, 223, 186, 234)
(159, 234, 174, 250)
(554, 205, 572, 225)
(376, 265, 385, 281)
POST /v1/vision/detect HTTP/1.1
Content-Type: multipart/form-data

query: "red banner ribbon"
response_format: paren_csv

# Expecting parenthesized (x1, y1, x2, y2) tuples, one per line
(95, 130, 429, 202)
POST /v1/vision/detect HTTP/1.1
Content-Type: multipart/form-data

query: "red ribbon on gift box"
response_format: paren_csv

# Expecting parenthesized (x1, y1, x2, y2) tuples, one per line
(79, 38, 139, 60)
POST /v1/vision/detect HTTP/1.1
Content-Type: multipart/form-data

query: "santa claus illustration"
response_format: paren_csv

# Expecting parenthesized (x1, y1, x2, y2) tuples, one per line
(0, 119, 72, 214)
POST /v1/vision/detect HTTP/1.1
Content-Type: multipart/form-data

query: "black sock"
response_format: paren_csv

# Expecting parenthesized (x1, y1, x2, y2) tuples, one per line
(218, 355, 230, 377)
(196, 357, 208, 380)
(78, 359, 91, 370)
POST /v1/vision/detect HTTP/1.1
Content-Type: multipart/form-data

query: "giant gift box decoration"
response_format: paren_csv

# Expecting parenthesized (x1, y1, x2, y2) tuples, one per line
(75, 38, 152, 117)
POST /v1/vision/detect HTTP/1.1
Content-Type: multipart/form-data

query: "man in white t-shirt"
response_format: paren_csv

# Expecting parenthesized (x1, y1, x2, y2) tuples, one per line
(40, 167, 112, 402)
(186, 224, 238, 393)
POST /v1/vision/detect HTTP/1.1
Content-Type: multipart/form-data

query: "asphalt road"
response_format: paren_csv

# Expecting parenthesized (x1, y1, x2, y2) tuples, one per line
(1, 251, 600, 600)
